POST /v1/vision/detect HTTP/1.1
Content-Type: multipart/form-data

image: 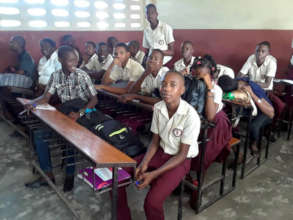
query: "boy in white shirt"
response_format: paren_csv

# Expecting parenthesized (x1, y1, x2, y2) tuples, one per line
(38, 38, 61, 91)
(128, 40, 146, 65)
(120, 49, 169, 105)
(115, 71, 200, 220)
(96, 43, 144, 95)
(239, 41, 277, 90)
(82, 42, 113, 83)
(143, 4, 175, 65)
(174, 41, 195, 75)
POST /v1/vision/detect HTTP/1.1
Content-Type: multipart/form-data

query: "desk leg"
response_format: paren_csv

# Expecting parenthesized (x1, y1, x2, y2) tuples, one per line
(112, 167, 118, 220)
(241, 114, 252, 179)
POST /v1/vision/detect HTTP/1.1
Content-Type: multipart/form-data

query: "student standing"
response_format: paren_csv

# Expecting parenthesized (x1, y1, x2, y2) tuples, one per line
(143, 4, 175, 65)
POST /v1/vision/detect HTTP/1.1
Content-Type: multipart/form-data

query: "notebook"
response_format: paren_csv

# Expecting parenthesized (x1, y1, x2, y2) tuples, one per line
(77, 167, 131, 191)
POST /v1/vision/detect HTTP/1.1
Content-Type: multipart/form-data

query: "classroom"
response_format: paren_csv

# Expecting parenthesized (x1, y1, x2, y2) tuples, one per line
(0, 0, 293, 220)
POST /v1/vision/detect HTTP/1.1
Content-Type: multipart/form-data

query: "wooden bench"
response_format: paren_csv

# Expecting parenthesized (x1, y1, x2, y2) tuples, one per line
(17, 97, 136, 220)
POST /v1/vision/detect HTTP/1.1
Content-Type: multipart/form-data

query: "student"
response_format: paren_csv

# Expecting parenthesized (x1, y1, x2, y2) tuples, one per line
(60, 34, 83, 67)
(38, 38, 61, 91)
(128, 40, 146, 65)
(188, 57, 232, 209)
(24, 45, 98, 192)
(120, 49, 169, 105)
(116, 71, 200, 220)
(218, 75, 274, 156)
(143, 4, 175, 65)
(203, 54, 235, 82)
(173, 41, 195, 75)
(1, 35, 36, 88)
(80, 41, 97, 67)
(96, 43, 145, 95)
(82, 42, 113, 83)
(107, 36, 118, 56)
(238, 41, 277, 90)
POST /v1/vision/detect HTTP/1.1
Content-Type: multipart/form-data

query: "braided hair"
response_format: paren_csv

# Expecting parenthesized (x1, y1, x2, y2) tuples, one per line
(191, 55, 217, 78)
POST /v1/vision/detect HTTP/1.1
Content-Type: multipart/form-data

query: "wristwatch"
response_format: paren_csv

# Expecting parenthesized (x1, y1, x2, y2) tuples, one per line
(79, 110, 85, 118)
(207, 88, 215, 93)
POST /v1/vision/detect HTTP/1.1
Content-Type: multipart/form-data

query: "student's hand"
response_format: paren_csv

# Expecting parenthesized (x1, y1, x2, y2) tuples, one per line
(201, 73, 213, 89)
(136, 171, 157, 190)
(95, 84, 105, 90)
(241, 85, 253, 95)
(145, 62, 155, 75)
(8, 66, 16, 73)
(68, 112, 80, 121)
(119, 94, 136, 103)
(113, 58, 122, 67)
(24, 102, 37, 114)
(135, 162, 148, 180)
(180, 68, 188, 76)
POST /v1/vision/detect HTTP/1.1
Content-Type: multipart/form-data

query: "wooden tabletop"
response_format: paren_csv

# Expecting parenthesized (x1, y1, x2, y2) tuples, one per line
(17, 98, 136, 167)
(223, 99, 252, 108)
(98, 90, 154, 112)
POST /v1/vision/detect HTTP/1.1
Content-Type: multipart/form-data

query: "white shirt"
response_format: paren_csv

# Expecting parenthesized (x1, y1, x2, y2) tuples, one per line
(134, 50, 146, 65)
(151, 99, 200, 158)
(140, 66, 169, 95)
(143, 20, 175, 65)
(110, 58, 145, 82)
(38, 56, 48, 73)
(38, 50, 61, 85)
(174, 56, 195, 74)
(213, 82, 224, 113)
(85, 54, 113, 72)
(240, 54, 277, 90)
(216, 64, 235, 81)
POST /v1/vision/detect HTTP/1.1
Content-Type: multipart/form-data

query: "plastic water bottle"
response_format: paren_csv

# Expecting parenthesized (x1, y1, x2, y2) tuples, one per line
(223, 92, 235, 100)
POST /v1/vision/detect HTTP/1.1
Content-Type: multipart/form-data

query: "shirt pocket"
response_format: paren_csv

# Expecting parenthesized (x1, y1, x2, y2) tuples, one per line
(154, 35, 167, 50)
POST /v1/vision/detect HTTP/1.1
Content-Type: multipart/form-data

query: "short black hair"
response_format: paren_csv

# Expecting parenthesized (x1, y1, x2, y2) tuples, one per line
(191, 55, 217, 75)
(164, 71, 185, 85)
(218, 75, 238, 93)
(182, 40, 193, 47)
(128, 40, 140, 49)
(258, 41, 271, 49)
(151, 49, 164, 60)
(40, 38, 56, 48)
(58, 45, 75, 60)
(107, 36, 118, 45)
(146, 3, 157, 11)
(115, 42, 129, 52)
(61, 34, 73, 42)
(12, 35, 25, 49)
(85, 41, 96, 49)
(97, 42, 107, 48)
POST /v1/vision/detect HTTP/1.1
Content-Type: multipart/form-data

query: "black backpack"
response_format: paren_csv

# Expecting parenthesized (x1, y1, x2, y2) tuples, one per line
(94, 120, 145, 158)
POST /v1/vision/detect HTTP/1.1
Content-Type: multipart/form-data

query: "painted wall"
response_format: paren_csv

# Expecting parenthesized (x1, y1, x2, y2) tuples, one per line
(156, 0, 293, 30)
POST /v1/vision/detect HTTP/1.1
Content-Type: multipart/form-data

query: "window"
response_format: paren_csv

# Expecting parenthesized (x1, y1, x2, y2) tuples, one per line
(0, 0, 145, 30)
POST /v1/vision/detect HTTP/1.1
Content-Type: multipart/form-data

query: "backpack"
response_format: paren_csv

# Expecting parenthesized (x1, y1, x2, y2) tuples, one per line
(94, 119, 145, 158)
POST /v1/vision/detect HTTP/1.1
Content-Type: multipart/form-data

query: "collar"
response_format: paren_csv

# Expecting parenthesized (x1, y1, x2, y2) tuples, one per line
(160, 98, 187, 119)
(124, 58, 134, 70)
(148, 20, 162, 31)
(252, 54, 271, 67)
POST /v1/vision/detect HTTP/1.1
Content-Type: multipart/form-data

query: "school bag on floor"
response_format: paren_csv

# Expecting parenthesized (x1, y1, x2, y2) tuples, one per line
(94, 119, 145, 158)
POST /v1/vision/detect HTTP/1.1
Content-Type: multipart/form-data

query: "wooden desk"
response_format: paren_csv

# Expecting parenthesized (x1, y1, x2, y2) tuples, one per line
(17, 97, 136, 220)
(98, 89, 154, 112)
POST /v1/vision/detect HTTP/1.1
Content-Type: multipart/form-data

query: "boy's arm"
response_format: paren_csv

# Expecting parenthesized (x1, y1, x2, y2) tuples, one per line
(121, 93, 160, 105)
(163, 42, 175, 57)
(256, 76, 273, 89)
(101, 62, 116, 85)
(128, 71, 150, 93)
(96, 81, 135, 95)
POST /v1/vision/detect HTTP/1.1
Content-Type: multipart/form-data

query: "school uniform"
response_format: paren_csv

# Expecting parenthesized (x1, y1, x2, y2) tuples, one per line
(0, 50, 36, 88)
(38, 50, 61, 85)
(215, 64, 235, 81)
(143, 20, 175, 65)
(191, 81, 231, 172)
(140, 66, 169, 95)
(84, 53, 113, 72)
(38, 56, 47, 73)
(110, 58, 145, 82)
(117, 99, 200, 220)
(240, 54, 277, 90)
(34, 68, 97, 176)
(174, 56, 195, 74)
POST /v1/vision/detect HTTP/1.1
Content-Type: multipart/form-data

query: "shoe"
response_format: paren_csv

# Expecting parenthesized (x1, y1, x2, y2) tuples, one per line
(63, 175, 74, 192)
(25, 177, 55, 189)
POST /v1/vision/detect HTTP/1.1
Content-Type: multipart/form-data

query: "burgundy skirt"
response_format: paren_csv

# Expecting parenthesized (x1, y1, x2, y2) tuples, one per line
(191, 110, 232, 172)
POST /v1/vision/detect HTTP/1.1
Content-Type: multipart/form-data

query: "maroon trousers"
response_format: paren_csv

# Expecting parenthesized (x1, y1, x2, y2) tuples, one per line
(116, 148, 191, 220)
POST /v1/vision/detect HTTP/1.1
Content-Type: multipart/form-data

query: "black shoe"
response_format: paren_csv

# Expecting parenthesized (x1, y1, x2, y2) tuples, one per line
(25, 177, 55, 189)
(63, 175, 74, 192)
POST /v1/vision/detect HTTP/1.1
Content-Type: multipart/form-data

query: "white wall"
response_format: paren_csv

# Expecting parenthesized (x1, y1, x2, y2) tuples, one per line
(155, 0, 293, 30)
